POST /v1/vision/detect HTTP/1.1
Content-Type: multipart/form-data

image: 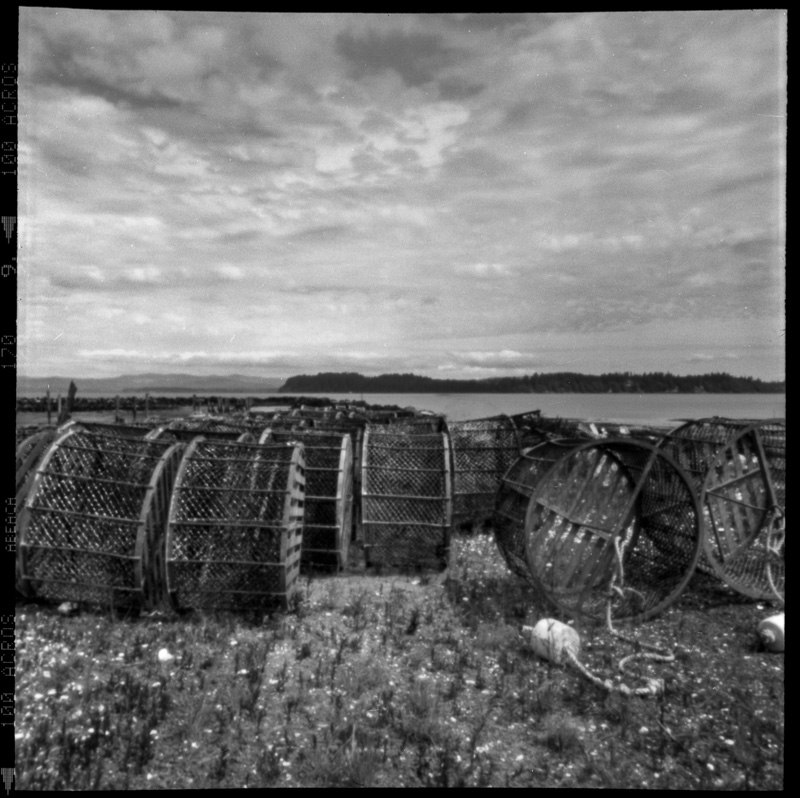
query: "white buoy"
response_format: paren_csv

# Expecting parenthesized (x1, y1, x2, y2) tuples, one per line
(523, 618, 581, 665)
(758, 613, 785, 653)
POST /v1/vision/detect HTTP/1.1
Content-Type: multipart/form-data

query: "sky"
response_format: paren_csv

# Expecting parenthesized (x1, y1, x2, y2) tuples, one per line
(18, 10, 786, 382)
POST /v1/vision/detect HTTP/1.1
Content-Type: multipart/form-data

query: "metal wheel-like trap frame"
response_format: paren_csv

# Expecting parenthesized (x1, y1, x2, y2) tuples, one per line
(165, 439, 305, 611)
(523, 439, 702, 623)
(448, 415, 521, 526)
(263, 430, 354, 570)
(17, 427, 185, 609)
(361, 427, 452, 569)
(661, 418, 785, 600)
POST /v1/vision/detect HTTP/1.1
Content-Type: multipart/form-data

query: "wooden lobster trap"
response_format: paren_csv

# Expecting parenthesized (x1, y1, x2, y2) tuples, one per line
(447, 414, 521, 527)
(17, 427, 185, 609)
(522, 439, 702, 624)
(263, 430, 354, 570)
(165, 439, 305, 611)
(360, 427, 452, 569)
(493, 437, 581, 583)
(661, 418, 785, 600)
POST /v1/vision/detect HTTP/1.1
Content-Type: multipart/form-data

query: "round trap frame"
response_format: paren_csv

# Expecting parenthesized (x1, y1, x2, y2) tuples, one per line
(17, 427, 185, 609)
(661, 418, 785, 600)
(361, 427, 452, 569)
(523, 438, 703, 623)
(165, 439, 306, 611)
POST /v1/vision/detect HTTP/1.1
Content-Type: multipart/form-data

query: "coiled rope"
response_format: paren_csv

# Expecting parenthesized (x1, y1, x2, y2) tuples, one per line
(527, 535, 676, 698)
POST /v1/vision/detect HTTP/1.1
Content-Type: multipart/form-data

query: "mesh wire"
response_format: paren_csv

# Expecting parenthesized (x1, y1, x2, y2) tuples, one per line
(661, 418, 785, 599)
(19, 430, 181, 609)
(524, 440, 701, 623)
(448, 415, 521, 524)
(387, 416, 446, 434)
(267, 431, 353, 570)
(166, 440, 305, 610)
(361, 428, 451, 568)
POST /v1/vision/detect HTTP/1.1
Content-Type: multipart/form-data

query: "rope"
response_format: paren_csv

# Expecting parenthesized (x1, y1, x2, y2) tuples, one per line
(765, 505, 785, 606)
(527, 533, 676, 698)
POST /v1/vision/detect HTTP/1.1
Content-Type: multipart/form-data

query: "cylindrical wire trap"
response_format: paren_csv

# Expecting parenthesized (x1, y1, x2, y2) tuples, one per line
(17, 427, 185, 609)
(360, 426, 452, 569)
(165, 438, 306, 611)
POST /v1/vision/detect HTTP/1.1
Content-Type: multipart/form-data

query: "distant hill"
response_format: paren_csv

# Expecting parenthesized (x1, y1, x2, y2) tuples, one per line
(281, 371, 786, 394)
(17, 373, 285, 395)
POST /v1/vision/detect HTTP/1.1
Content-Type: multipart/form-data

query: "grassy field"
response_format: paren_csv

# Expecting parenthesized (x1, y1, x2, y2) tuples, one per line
(15, 531, 783, 789)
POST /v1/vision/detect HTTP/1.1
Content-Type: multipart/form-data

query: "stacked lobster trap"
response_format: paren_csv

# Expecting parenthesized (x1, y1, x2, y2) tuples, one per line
(447, 414, 522, 527)
(16, 427, 185, 610)
(262, 429, 354, 570)
(660, 417, 785, 601)
(360, 426, 452, 569)
(165, 439, 306, 611)
(495, 438, 703, 623)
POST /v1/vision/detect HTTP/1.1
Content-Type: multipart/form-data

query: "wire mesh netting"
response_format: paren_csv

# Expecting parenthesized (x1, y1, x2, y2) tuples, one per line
(448, 415, 521, 526)
(660, 418, 785, 600)
(361, 427, 452, 569)
(386, 415, 446, 434)
(523, 439, 702, 624)
(265, 431, 354, 570)
(166, 439, 305, 611)
(493, 438, 585, 584)
(17, 428, 185, 609)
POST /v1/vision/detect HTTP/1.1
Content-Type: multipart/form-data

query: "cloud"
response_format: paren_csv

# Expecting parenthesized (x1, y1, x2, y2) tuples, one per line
(18, 11, 785, 383)
(456, 263, 513, 278)
(449, 349, 543, 369)
(336, 29, 464, 87)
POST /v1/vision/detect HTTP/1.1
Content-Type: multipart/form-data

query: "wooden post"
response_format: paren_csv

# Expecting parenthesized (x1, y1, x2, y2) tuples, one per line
(132, 397, 137, 422)
(46, 385, 51, 426)
(116, 395, 121, 423)
(192, 394, 197, 413)
(145, 393, 150, 417)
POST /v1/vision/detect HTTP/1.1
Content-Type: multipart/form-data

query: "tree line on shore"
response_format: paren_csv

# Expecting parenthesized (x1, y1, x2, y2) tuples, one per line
(281, 371, 785, 394)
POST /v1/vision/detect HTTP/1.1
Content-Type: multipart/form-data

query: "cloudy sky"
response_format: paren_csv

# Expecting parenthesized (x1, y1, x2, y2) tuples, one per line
(18, 10, 786, 381)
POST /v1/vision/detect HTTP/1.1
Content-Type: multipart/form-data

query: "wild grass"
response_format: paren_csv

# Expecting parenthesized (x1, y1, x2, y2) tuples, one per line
(15, 530, 783, 789)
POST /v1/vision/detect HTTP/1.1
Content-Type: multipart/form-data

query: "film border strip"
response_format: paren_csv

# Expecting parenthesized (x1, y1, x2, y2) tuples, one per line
(4, 58, 18, 790)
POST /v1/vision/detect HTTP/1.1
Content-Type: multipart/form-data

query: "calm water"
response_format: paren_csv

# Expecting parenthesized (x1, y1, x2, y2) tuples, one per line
(290, 393, 786, 428)
(17, 391, 785, 430)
